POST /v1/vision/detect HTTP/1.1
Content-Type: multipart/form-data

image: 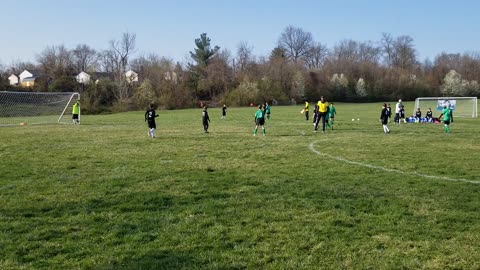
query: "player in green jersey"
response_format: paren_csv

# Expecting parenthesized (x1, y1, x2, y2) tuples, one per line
(326, 103, 336, 129)
(265, 102, 271, 120)
(438, 104, 452, 133)
(253, 105, 266, 136)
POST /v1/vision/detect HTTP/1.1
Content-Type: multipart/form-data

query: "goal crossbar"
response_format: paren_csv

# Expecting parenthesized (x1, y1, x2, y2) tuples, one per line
(414, 97, 477, 118)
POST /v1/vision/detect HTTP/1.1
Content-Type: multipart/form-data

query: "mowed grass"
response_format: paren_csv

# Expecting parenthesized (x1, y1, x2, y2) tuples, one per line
(0, 102, 479, 269)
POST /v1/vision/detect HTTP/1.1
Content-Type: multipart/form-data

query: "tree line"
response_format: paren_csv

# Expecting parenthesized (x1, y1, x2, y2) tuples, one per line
(0, 26, 479, 113)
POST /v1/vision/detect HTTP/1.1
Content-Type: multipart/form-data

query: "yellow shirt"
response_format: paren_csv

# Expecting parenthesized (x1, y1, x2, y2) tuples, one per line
(305, 102, 309, 111)
(72, 102, 80, 114)
(317, 101, 329, 113)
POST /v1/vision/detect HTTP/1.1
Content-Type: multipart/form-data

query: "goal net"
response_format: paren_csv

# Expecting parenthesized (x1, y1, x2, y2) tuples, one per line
(0, 91, 80, 126)
(414, 97, 478, 118)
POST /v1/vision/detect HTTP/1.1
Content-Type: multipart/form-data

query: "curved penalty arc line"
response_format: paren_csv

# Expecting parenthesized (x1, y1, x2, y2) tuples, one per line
(308, 141, 480, 185)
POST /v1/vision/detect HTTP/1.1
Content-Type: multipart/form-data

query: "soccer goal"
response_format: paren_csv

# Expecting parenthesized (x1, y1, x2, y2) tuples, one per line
(414, 97, 478, 118)
(0, 91, 80, 126)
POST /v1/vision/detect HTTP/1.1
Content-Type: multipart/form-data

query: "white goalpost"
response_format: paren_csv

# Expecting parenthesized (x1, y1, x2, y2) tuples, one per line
(0, 91, 80, 126)
(414, 97, 478, 118)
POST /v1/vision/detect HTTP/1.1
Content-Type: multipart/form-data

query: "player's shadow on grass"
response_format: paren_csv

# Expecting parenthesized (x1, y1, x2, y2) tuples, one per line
(101, 250, 197, 270)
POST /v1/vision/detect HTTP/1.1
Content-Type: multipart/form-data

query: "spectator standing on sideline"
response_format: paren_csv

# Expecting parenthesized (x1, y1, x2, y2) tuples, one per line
(394, 99, 402, 124)
(221, 104, 227, 120)
(304, 100, 309, 121)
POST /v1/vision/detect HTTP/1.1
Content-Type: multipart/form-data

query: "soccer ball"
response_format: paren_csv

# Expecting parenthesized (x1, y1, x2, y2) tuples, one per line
(352, 118, 355, 121)
(357, 118, 360, 121)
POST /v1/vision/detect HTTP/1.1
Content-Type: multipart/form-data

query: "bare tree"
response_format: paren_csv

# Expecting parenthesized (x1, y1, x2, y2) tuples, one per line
(101, 32, 137, 101)
(72, 44, 98, 72)
(107, 32, 136, 75)
(305, 42, 328, 70)
(358, 41, 381, 63)
(36, 45, 74, 78)
(99, 49, 116, 73)
(236, 41, 254, 72)
(380, 33, 394, 66)
(392, 35, 416, 70)
(332, 40, 359, 62)
(278, 25, 313, 63)
(7, 60, 36, 75)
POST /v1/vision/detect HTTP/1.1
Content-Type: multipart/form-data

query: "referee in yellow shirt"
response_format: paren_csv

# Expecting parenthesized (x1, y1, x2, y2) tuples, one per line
(314, 96, 329, 133)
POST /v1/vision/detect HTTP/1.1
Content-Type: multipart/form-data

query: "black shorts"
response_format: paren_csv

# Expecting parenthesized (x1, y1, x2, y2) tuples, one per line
(256, 118, 265, 126)
(381, 118, 388, 125)
(444, 120, 450, 125)
(148, 121, 156, 129)
(72, 114, 79, 120)
(400, 113, 405, 118)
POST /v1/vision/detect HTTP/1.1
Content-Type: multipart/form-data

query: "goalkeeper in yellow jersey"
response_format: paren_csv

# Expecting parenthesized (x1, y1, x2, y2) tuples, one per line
(72, 101, 80, 124)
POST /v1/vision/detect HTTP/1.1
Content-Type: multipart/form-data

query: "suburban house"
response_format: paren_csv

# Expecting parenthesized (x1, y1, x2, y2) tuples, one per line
(7, 70, 40, 88)
(8, 74, 19, 85)
(75, 71, 91, 84)
(125, 70, 138, 83)
(21, 77, 37, 87)
(74, 70, 139, 84)
(164, 71, 178, 83)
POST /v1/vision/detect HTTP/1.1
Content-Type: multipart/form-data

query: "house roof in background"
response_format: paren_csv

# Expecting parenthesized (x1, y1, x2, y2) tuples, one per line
(22, 77, 38, 82)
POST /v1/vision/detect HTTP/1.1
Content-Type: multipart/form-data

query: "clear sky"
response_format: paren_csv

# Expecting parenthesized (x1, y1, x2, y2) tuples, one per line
(0, 0, 479, 66)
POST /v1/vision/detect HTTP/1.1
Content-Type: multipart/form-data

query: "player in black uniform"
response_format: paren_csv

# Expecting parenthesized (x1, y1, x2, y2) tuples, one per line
(312, 104, 319, 127)
(221, 104, 227, 120)
(380, 103, 390, 133)
(145, 104, 159, 138)
(202, 105, 210, 133)
(387, 104, 392, 122)
(415, 108, 422, 122)
(400, 105, 406, 123)
(425, 108, 433, 122)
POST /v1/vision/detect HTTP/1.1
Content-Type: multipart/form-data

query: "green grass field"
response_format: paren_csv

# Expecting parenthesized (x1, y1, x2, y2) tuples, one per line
(1, 102, 479, 269)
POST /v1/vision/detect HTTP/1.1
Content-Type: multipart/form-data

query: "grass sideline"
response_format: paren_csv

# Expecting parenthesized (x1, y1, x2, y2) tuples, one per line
(1, 102, 479, 269)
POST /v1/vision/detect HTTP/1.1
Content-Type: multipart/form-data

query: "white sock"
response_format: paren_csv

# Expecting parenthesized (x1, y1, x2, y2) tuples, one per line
(383, 125, 387, 133)
(150, 128, 155, 137)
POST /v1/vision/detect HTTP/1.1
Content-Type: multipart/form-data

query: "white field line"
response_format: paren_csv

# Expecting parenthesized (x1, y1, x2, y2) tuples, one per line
(308, 141, 480, 185)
